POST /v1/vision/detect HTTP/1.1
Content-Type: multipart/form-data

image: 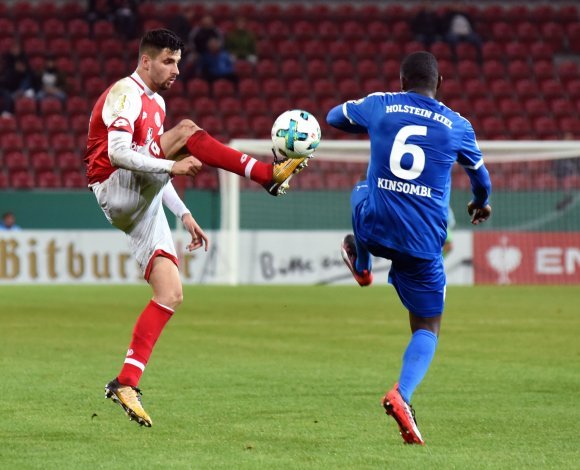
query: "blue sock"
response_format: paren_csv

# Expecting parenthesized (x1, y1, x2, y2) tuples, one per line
(354, 236, 372, 273)
(398, 329, 438, 403)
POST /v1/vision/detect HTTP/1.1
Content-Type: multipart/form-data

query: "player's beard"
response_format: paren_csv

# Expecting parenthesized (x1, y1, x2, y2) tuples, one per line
(159, 76, 177, 91)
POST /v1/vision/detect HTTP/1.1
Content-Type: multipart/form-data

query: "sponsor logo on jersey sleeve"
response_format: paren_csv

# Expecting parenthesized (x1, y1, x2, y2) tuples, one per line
(112, 118, 129, 128)
(109, 117, 133, 132)
(149, 139, 161, 157)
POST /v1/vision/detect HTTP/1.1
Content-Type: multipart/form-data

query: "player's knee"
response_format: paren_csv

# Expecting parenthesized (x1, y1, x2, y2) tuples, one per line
(160, 289, 183, 310)
(172, 291, 184, 309)
(176, 119, 201, 138)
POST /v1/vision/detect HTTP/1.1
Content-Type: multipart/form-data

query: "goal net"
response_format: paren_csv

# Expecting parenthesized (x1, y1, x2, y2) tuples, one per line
(217, 139, 580, 286)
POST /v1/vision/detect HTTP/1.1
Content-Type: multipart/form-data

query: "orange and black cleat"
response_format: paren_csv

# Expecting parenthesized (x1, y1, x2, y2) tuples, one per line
(340, 234, 373, 286)
(381, 383, 425, 445)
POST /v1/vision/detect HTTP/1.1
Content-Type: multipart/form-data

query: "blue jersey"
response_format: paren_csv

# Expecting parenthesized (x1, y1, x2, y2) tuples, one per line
(333, 91, 487, 260)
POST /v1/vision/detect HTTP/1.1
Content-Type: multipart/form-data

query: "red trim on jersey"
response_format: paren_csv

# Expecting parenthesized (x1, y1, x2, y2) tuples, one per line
(129, 75, 144, 91)
(108, 117, 133, 134)
(144, 249, 179, 281)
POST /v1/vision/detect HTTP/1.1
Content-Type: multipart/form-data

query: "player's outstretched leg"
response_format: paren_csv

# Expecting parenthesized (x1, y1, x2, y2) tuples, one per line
(341, 234, 373, 286)
(105, 378, 153, 427)
(381, 383, 424, 445)
(161, 121, 313, 196)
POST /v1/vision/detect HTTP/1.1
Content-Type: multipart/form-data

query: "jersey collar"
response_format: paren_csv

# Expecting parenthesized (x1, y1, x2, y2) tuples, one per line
(130, 72, 156, 98)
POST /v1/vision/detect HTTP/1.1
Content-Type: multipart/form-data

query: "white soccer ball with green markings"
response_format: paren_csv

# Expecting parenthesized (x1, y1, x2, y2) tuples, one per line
(271, 109, 321, 159)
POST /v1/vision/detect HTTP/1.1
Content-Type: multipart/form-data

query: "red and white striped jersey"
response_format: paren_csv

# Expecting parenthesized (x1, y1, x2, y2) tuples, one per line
(84, 72, 166, 184)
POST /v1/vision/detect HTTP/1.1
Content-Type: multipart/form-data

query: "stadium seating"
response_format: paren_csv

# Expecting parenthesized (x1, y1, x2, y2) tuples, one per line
(482, 117, 509, 140)
(482, 60, 505, 81)
(507, 116, 533, 140)
(255, 59, 278, 79)
(534, 117, 560, 139)
(67, 19, 89, 39)
(4, 151, 29, 171)
(19, 114, 43, 133)
(499, 98, 524, 119)
(559, 116, 580, 135)
(219, 97, 243, 117)
(353, 40, 378, 61)
(303, 40, 327, 60)
(31, 152, 56, 172)
(288, 79, 311, 99)
(61, 171, 86, 188)
(2, 134, 25, 153)
(0, 19, 15, 39)
(186, 78, 211, 98)
(567, 80, 580, 99)
(0, 116, 17, 135)
(43, 18, 66, 40)
(280, 59, 303, 79)
(0, 2, 578, 189)
(14, 97, 37, 116)
(17, 18, 40, 39)
(39, 98, 63, 116)
(10, 170, 35, 189)
(533, 61, 555, 81)
(36, 170, 62, 188)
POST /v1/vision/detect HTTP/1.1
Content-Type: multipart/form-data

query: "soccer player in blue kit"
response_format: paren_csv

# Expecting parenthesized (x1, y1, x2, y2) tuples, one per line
(327, 51, 492, 445)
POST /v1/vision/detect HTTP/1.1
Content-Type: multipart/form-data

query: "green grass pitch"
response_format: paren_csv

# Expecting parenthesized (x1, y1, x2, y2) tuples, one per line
(1, 285, 579, 469)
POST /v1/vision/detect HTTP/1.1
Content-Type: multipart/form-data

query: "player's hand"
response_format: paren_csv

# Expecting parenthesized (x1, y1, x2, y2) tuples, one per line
(467, 202, 492, 225)
(170, 156, 202, 177)
(181, 213, 209, 252)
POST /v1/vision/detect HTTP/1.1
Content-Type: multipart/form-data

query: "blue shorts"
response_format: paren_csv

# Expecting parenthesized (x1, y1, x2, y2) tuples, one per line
(351, 182, 445, 317)
(367, 242, 445, 317)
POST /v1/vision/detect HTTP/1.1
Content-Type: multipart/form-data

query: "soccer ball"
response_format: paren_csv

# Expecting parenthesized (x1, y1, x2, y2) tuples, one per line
(271, 109, 321, 159)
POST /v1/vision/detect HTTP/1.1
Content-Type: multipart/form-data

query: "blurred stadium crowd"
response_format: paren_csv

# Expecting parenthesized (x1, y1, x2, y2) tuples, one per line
(0, 1, 579, 191)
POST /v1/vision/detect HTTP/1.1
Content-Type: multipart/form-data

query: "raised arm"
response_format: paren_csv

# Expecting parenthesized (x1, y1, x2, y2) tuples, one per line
(326, 100, 369, 134)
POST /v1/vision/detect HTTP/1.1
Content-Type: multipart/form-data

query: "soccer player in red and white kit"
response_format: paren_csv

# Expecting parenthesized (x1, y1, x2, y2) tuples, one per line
(85, 29, 311, 427)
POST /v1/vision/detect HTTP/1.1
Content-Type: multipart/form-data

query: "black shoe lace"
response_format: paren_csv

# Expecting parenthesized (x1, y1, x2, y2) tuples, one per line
(271, 148, 289, 164)
(132, 386, 143, 402)
(409, 403, 418, 425)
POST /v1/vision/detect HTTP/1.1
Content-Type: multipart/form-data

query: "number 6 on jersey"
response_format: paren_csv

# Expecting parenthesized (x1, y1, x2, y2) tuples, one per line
(390, 125, 427, 181)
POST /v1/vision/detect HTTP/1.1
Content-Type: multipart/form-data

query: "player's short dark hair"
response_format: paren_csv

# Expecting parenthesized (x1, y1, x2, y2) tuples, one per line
(400, 51, 439, 90)
(139, 29, 184, 57)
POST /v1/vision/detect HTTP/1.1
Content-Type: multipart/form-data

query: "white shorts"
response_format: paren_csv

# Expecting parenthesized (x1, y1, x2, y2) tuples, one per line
(92, 169, 177, 279)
